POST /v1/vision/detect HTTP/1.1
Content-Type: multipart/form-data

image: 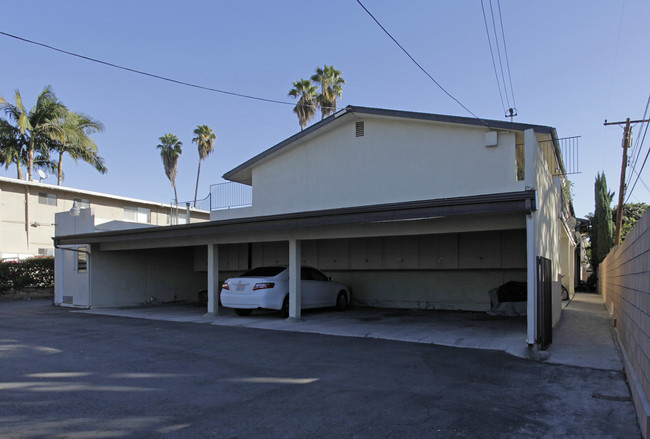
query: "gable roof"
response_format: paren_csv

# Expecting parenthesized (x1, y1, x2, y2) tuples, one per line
(223, 105, 557, 185)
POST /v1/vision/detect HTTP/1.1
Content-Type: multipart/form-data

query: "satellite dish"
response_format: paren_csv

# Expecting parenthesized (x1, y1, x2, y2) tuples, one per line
(37, 169, 47, 182)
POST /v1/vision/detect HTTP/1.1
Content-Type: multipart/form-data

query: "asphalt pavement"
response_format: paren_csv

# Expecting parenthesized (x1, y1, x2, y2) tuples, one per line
(0, 299, 641, 438)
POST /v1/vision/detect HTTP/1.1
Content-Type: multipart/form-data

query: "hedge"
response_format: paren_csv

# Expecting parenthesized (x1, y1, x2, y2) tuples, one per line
(0, 257, 55, 292)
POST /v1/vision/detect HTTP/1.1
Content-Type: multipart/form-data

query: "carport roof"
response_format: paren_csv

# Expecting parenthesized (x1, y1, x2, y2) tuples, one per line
(54, 190, 536, 248)
(223, 105, 557, 185)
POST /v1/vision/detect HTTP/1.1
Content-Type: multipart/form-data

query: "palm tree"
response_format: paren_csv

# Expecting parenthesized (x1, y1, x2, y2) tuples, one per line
(192, 125, 216, 207)
(288, 79, 318, 130)
(311, 65, 345, 119)
(0, 119, 26, 179)
(157, 133, 183, 205)
(0, 86, 68, 181)
(51, 112, 106, 185)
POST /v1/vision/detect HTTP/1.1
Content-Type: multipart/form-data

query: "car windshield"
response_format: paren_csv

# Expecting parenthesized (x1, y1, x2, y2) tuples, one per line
(238, 266, 286, 277)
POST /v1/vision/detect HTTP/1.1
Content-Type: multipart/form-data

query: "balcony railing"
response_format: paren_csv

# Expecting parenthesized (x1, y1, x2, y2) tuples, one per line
(210, 181, 252, 211)
(517, 136, 581, 178)
(540, 136, 581, 176)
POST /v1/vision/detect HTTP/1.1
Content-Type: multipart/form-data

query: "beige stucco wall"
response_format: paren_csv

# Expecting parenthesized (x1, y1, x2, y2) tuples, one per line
(90, 246, 206, 307)
(0, 177, 209, 259)
(524, 129, 563, 326)
(248, 117, 523, 216)
(599, 210, 650, 438)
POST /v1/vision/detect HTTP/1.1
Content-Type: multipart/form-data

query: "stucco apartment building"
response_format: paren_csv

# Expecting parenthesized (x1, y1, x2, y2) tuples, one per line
(0, 176, 209, 260)
(54, 106, 581, 349)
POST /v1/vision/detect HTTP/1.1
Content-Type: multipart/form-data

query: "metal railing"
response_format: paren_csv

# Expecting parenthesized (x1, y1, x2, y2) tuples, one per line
(190, 194, 211, 212)
(540, 136, 581, 176)
(210, 181, 252, 211)
(517, 136, 581, 178)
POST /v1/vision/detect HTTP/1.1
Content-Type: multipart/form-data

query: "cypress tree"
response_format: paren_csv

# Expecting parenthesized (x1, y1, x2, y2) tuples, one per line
(590, 172, 614, 270)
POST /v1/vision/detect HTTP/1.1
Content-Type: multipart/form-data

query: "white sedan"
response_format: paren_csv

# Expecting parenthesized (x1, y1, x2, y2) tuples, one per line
(220, 266, 351, 317)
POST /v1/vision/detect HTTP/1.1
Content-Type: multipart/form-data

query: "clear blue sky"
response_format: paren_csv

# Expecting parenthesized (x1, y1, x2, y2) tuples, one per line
(1, 0, 648, 218)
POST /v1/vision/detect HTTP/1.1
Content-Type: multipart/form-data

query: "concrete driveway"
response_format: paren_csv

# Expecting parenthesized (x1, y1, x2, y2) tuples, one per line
(0, 298, 640, 439)
(76, 293, 623, 371)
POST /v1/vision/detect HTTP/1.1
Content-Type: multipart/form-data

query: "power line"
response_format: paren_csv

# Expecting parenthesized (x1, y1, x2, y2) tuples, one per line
(488, 0, 511, 109)
(480, 0, 506, 114)
(626, 93, 650, 190)
(496, 0, 517, 110)
(0, 30, 295, 107)
(627, 166, 650, 200)
(480, 0, 517, 119)
(354, 0, 489, 125)
(625, 116, 650, 204)
(604, 117, 650, 244)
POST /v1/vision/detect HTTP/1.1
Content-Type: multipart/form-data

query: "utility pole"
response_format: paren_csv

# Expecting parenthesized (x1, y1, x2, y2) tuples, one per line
(604, 117, 650, 245)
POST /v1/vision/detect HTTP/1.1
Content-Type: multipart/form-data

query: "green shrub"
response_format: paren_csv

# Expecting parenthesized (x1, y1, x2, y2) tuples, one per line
(0, 257, 54, 292)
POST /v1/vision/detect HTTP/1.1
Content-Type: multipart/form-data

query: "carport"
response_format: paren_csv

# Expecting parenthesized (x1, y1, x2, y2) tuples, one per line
(54, 190, 537, 344)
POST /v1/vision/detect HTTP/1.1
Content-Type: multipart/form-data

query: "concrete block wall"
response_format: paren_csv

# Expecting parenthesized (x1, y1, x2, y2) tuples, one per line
(599, 209, 650, 438)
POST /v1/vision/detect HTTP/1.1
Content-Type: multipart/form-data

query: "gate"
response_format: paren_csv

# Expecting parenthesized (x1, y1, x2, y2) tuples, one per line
(536, 256, 553, 350)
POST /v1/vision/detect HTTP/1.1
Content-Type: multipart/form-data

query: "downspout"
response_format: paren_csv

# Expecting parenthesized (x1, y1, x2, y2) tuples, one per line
(24, 186, 30, 250)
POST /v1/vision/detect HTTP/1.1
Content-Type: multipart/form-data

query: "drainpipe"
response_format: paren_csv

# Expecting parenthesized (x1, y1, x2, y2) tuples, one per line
(24, 186, 30, 250)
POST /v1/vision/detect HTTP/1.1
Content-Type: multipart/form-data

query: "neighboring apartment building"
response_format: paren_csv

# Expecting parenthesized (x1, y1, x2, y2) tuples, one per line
(0, 176, 209, 260)
(54, 105, 580, 349)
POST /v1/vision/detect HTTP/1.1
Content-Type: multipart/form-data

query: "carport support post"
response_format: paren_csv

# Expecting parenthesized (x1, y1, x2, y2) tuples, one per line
(526, 213, 536, 345)
(206, 244, 219, 315)
(288, 238, 302, 321)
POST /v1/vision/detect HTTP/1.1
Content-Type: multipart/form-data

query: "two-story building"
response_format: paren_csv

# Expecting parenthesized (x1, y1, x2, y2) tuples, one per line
(54, 106, 580, 349)
(0, 176, 210, 260)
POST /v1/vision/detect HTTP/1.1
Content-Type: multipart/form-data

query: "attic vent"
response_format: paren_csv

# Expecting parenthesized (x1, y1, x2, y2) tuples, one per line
(355, 121, 365, 137)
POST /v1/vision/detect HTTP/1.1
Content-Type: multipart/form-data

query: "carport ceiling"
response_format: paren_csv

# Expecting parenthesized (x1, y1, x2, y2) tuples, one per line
(54, 190, 536, 250)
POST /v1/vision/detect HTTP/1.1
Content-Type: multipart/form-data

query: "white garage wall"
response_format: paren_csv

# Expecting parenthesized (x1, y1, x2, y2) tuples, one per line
(329, 269, 527, 311)
(195, 229, 526, 311)
(90, 247, 206, 307)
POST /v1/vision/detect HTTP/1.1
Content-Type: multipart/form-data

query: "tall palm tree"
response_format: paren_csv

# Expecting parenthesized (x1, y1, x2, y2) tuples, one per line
(192, 125, 216, 207)
(157, 133, 183, 205)
(311, 65, 345, 119)
(51, 112, 106, 185)
(0, 86, 68, 181)
(288, 79, 318, 130)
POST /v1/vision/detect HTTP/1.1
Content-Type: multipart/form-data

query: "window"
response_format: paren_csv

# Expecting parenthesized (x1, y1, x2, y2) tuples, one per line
(300, 267, 329, 281)
(73, 198, 90, 210)
(38, 192, 57, 206)
(38, 248, 54, 257)
(124, 206, 151, 223)
(77, 247, 88, 273)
